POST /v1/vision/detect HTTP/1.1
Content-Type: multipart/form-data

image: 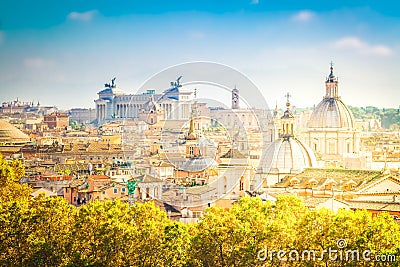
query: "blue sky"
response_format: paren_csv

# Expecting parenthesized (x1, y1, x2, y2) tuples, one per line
(0, 0, 399, 109)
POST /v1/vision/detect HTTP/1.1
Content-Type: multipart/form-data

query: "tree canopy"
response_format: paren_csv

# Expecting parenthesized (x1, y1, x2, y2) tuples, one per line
(0, 157, 399, 266)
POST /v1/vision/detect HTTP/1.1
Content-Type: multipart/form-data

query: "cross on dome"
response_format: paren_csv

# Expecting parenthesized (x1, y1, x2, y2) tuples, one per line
(285, 92, 291, 109)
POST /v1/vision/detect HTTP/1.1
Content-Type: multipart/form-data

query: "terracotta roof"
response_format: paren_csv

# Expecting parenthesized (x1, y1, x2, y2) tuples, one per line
(275, 168, 382, 191)
(349, 200, 400, 212)
(88, 175, 110, 180)
(154, 161, 174, 168)
(303, 197, 350, 208)
(68, 179, 86, 187)
(220, 148, 246, 159)
(63, 142, 122, 153)
(356, 174, 400, 193)
(136, 174, 163, 184)
(30, 188, 57, 198)
(54, 163, 88, 172)
(185, 185, 215, 195)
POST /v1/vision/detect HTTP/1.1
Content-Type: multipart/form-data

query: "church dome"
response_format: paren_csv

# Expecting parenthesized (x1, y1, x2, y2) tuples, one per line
(142, 97, 160, 113)
(177, 157, 218, 172)
(261, 137, 317, 174)
(0, 120, 30, 143)
(308, 64, 355, 129)
(308, 98, 354, 129)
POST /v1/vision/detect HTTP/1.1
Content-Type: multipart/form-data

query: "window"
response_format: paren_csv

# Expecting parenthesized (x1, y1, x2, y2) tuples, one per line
(154, 187, 159, 198)
(114, 188, 118, 194)
(122, 187, 126, 193)
(146, 188, 150, 198)
(73, 196, 76, 202)
(329, 142, 335, 154)
(102, 191, 106, 195)
(240, 177, 244, 191)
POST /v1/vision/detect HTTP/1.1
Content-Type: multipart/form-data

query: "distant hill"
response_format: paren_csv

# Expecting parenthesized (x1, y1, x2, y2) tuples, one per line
(348, 106, 400, 129)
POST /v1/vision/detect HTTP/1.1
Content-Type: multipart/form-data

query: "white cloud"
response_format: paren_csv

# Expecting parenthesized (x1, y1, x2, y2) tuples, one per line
(292, 10, 315, 22)
(332, 36, 393, 56)
(250, 0, 259, 5)
(333, 37, 364, 49)
(367, 45, 393, 56)
(67, 10, 97, 22)
(24, 58, 54, 68)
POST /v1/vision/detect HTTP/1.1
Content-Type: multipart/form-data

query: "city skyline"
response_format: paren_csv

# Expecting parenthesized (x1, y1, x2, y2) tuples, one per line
(1, 1, 399, 109)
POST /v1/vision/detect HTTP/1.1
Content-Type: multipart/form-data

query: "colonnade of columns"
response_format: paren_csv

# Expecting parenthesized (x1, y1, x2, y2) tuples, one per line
(162, 103, 173, 119)
(96, 104, 107, 121)
(116, 103, 144, 118)
(97, 102, 179, 122)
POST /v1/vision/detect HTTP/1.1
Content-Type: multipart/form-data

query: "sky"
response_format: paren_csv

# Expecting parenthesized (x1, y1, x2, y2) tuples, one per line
(0, 0, 399, 110)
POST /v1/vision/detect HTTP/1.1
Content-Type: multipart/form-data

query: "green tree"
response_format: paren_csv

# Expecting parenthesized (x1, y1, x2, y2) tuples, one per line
(26, 196, 75, 266)
(68, 199, 136, 266)
(190, 197, 275, 267)
(0, 200, 33, 266)
(162, 221, 192, 266)
(0, 155, 31, 203)
(0, 196, 74, 266)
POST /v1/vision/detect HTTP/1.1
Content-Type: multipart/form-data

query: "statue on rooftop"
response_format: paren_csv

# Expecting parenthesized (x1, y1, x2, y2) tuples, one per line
(104, 77, 116, 88)
(170, 76, 183, 88)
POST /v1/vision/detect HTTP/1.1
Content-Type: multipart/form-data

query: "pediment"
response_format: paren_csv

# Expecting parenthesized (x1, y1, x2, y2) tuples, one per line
(359, 178, 400, 194)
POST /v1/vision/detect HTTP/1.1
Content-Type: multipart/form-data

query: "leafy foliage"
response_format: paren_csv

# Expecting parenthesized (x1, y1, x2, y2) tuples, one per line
(0, 155, 31, 203)
(0, 158, 399, 266)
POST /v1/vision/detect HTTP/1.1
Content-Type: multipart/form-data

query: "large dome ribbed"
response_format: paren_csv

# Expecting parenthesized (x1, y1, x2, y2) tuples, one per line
(308, 98, 354, 129)
(0, 120, 30, 143)
(261, 137, 317, 174)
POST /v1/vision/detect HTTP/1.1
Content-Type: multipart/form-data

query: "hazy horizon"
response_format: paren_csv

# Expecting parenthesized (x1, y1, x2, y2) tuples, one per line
(1, 1, 399, 110)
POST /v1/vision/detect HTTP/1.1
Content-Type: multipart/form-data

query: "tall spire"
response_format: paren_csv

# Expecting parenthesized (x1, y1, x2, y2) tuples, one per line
(273, 100, 278, 117)
(186, 101, 197, 140)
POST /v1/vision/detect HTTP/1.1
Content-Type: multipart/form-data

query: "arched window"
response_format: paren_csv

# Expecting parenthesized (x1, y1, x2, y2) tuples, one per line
(240, 176, 245, 191)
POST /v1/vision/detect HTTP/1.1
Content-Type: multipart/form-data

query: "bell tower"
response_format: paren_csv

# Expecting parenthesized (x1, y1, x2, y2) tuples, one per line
(232, 86, 239, 109)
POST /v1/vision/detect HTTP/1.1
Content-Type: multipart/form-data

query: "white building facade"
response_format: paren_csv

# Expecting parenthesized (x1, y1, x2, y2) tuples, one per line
(94, 77, 195, 125)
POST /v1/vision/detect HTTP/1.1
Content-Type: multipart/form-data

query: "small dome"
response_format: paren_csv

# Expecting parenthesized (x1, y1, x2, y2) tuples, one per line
(177, 157, 218, 172)
(260, 137, 317, 174)
(142, 96, 160, 113)
(0, 120, 30, 143)
(308, 98, 354, 129)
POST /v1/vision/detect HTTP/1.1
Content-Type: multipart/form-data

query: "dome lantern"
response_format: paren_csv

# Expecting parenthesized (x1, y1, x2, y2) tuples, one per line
(325, 61, 339, 99)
